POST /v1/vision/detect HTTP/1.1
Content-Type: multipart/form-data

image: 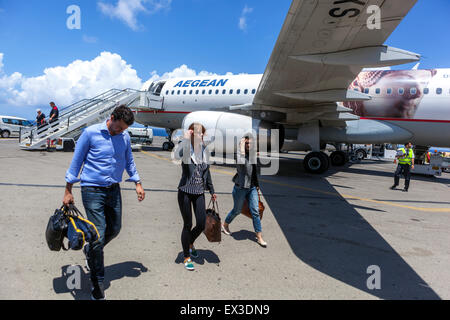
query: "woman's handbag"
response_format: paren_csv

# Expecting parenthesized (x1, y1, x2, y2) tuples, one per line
(204, 199, 221, 243)
(241, 190, 265, 220)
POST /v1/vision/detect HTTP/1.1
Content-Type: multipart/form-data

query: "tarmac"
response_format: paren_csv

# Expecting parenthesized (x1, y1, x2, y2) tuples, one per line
(0, 137, 449, 300)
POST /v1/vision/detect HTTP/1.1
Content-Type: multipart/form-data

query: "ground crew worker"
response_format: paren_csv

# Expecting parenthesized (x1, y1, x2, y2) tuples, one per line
(390, 142, 415, 192)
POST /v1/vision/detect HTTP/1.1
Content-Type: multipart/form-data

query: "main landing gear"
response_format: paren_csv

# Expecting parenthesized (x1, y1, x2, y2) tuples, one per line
(303, 151, 330, 174)
(303, 150, 349, 174)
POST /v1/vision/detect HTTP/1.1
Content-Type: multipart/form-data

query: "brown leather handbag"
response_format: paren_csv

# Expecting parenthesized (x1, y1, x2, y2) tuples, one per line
(204, 199, 221, 242)
(241, 191, 265, 220)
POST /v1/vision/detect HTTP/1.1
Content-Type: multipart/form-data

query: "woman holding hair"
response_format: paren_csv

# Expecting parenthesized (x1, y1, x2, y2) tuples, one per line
(222, 135, 267, 247)
(176, 123, 217, 271)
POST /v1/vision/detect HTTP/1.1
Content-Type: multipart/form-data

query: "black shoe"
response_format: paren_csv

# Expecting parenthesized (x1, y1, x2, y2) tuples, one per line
(390, 185, 397, 190)
(402, 188, 408, 192)
(91, 282, 105, 300)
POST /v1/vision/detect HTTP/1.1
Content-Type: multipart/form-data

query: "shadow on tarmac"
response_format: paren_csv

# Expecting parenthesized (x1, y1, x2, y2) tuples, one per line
(257, 157, 441, 300)
(53, 261, 148, 300)
(174, 250, 221, 265)
(338, 166, 450, 184)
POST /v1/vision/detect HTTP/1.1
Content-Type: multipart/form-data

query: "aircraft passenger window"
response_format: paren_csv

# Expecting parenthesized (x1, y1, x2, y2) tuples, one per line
(202, 90, 206, 95)
(252, 89, 256, 94)
(387, 88, 392, 95)
(410, 88, 417, 95)
(237, 89, 241, 94)
(196, 90, 199, 95)
(244, 89, 248, 94)
(209, 90, 212, 95)
(375, 88, 380, 94)
(424, 88, 429, 94)
(436, 88, 442, 95)
(230, 90, 234, 94)
(183, 90, 187, 95)
(364, 88, 369, 94)
(189, 90, 193, 95)
(398, 88, 404, 95)
(166, 90, 169, 95)
(171, 90, 175, 95)
(177, 90, 181, 95)
(216, 90, 219, 94)
(222, 90, 226, 94)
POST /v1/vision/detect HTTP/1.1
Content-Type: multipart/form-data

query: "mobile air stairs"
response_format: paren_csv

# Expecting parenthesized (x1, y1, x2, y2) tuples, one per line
(19, 89, 143, 151)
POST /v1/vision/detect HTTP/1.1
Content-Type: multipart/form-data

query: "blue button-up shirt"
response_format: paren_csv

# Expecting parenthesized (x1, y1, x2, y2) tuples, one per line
(65, 121, 140, 187)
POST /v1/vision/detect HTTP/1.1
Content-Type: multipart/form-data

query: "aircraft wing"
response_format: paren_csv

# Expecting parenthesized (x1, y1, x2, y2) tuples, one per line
(253, 0, 420, 126)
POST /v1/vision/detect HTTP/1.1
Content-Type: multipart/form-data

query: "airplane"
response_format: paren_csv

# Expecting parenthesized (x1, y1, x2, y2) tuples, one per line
(132, 0, 450, 174)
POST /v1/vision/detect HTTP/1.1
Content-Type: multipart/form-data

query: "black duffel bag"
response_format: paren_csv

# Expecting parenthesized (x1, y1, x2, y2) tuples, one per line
(45, 206, 69, 251)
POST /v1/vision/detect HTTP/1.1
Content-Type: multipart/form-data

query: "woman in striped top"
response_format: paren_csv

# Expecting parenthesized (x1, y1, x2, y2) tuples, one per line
(176, 123, 217, 271)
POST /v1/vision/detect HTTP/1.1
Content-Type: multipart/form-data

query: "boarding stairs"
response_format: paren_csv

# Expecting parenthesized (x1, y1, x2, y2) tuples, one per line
(19, 89, 142, 150)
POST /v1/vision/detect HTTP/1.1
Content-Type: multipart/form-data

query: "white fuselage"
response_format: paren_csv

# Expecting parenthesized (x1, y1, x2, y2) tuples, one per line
(135, 70, 450, 148)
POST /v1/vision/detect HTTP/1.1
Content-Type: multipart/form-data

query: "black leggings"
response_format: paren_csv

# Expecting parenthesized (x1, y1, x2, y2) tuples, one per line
(177, 190, 206, 258)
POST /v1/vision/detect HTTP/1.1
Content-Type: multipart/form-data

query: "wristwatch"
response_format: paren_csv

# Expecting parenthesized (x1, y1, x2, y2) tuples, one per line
(135, 181, 142, 186)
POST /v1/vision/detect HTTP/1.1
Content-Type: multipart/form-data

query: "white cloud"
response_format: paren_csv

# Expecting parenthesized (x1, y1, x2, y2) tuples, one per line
(239, 5, 253, 32)
(0, 52, 231, 108)
(0, 52, 142, 107)
(98, 0, 172, 31)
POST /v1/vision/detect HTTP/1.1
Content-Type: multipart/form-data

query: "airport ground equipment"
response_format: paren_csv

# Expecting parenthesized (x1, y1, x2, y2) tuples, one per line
(19, 89, 142, 151)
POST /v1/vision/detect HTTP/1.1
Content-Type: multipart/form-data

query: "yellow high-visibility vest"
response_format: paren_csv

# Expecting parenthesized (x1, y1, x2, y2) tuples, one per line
(398, 148, 414, 165)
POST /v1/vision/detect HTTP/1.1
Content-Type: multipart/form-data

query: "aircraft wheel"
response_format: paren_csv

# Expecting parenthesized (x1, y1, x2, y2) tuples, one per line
(330, 151, 348, 166)
(321, 151, 331, 169)
(162, 142, 170, 151)
(303, 151, 330, 174)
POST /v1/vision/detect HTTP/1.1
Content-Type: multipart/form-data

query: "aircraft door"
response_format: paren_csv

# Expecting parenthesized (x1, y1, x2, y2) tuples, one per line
(145, 81, 166, 110)
(148, 95, 164, 110)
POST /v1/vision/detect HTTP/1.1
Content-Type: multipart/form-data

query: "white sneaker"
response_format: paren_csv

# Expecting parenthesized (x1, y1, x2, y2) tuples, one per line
(221, 224, 231, 235)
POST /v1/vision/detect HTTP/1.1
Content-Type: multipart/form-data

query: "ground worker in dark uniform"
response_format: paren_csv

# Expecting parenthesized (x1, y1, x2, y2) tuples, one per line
(390, 142, 415, 192)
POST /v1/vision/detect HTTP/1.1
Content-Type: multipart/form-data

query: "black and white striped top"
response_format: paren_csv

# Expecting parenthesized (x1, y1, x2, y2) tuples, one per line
(179, 163, 208, 195)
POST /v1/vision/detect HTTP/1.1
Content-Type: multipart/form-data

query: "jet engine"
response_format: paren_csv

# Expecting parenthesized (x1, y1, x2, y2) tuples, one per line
(181, 111, 284, 154)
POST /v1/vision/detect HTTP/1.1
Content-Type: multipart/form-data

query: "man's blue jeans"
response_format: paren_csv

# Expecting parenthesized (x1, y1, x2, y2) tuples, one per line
(81, 185, 122, 284)
(225, 185, 262, 233)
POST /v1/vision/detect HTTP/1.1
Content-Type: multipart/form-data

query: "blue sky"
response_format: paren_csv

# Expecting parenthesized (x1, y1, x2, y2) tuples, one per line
(0, 0, 449, 119)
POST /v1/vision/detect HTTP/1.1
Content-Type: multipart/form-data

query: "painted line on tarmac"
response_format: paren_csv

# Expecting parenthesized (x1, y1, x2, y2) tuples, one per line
(141, 151, 450, 213)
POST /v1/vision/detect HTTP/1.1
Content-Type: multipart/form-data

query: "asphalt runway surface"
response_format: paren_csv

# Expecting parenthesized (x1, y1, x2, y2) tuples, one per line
(0, 137, 449, 300)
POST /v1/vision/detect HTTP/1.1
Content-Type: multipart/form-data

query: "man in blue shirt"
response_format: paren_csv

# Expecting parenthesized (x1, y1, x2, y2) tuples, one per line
(63, 105, 145, 300)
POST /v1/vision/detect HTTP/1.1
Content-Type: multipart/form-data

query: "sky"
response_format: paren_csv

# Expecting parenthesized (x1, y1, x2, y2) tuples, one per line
(0, 0, 449, 119)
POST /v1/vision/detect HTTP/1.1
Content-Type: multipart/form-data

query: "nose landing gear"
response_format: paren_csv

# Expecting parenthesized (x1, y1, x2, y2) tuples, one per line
(162, 128, 175, 151)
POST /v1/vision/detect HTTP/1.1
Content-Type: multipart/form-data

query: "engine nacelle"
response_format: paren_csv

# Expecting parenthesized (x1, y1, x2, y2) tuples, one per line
(181, 111, 284, 154)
